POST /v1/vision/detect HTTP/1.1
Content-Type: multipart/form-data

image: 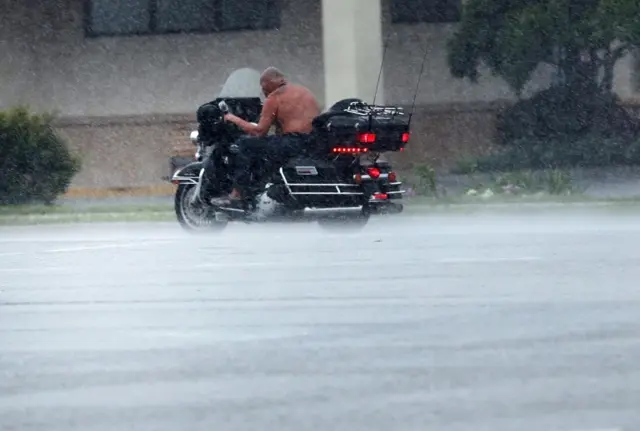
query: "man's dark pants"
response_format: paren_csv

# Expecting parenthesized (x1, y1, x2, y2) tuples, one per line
(229, 133, 309, 196)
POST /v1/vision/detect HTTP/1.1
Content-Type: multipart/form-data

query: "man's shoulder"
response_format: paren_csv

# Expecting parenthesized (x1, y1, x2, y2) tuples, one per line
(290, 83, 314, 94)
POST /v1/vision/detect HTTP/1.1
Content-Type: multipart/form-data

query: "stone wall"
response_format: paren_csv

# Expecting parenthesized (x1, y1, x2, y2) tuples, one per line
(54, 114, 198, 189)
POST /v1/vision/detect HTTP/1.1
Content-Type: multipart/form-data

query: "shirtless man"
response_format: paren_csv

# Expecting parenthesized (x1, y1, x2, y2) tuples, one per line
(211, 67, 321, 204)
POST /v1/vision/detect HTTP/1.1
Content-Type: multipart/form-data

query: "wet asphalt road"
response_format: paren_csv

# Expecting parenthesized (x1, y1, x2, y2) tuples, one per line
(1, 211, 640, 431)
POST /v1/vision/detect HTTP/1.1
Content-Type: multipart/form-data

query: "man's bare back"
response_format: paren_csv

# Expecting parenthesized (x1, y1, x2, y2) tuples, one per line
(268, 83, 321, 135)
(223, 67, 320, 138)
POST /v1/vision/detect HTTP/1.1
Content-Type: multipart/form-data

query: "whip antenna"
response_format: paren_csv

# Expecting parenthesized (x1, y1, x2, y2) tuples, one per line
(408, 44, 429, 126)
(371, 32, 391, 107)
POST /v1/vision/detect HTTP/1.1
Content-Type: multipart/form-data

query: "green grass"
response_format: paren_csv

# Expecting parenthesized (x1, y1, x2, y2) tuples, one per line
(0, 203, 172, 216)
(0, 203, 174, 226)
(3, 194, 640, 226)
(0, 211, 174, 226)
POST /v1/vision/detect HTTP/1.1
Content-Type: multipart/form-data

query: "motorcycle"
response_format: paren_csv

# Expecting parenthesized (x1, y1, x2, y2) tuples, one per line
(171, 93, 410, 232)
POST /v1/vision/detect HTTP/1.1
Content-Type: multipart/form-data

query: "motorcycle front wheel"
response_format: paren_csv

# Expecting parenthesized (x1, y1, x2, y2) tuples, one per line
(174, 183, 228, 232)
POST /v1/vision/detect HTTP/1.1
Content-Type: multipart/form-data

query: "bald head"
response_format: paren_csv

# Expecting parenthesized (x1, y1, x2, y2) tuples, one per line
(260, 67, 287, 96)
(261, 67, 285, 82)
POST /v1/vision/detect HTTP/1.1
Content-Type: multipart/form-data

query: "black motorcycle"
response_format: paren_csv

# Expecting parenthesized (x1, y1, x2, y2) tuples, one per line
(171, 96, 410, 232)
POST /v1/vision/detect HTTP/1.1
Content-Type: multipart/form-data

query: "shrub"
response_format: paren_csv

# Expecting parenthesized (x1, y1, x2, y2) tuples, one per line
(411, 163, 438, 196)
(460, 134, 640, 174)
(0, 106, 81, 205)
(495, 86, 640, 146)
(453, 84, 640, 174)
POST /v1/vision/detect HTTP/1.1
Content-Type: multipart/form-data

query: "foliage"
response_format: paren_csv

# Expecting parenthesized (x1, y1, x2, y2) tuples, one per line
(412, 163, 438, 196)
(447, 0, 640, 95)
(447, 0, 640, 172)
(0, 106, 81, 205)
(490, 169, 575, 195)
(453, 134, 640, 173)
(495, 86, 640, 145)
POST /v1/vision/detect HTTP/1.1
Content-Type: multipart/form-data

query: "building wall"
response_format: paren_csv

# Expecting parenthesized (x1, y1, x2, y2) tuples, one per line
(3, 0, 638, 112)
(0, 0, 38, 108)
(0, 0, 565, 115)
(2, 0, 639, 189)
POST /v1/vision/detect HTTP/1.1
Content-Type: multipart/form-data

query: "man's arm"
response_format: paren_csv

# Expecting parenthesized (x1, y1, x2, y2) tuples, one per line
(224, 96, 277, 137)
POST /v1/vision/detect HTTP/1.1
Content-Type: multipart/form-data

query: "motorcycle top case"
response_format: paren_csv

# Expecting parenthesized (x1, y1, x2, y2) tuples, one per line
(312, 110, 410, 153)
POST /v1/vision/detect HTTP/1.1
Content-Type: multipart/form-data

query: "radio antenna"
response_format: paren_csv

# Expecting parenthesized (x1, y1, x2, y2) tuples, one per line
(371, 31, 390, 107)
(408, 44, 429, 127)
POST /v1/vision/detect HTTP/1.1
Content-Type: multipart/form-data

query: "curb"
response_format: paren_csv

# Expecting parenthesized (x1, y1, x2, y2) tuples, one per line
(64, 185, 176, 199)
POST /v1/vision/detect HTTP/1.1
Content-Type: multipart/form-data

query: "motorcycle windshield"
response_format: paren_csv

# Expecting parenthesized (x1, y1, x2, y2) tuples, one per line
(218, 67, 263, 99)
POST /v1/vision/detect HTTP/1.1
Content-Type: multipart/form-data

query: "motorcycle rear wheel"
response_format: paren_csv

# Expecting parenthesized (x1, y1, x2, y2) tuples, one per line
(174, 184, 228, 232)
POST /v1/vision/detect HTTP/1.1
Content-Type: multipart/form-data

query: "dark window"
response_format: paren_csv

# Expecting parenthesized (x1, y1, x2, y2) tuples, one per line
(85, 0, 280, 37)
(219, 0, 280, 31)
(87, 0, 150, 35)
(391, 0, 461, 24)
(155, 0, 219, 33)
(635, 51, 640, 93)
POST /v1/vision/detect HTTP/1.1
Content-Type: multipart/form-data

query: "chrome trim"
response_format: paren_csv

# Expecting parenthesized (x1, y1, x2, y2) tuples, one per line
(290, 192, 363, 195)
(279, 167, 293, 194)
(303, 206, 363, 214)
(279, 167, 404, 198)
(288, 183, 359, 187)
(215, 206, 244, 213)
(295, 166, 319, 176)
(280, 167, 364, 197)
(171, 176, 198, 184)
(355, 174, 402, 182)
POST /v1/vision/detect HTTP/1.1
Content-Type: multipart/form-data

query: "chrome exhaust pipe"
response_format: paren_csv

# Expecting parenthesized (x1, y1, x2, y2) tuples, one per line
(302, 206, 363, 215)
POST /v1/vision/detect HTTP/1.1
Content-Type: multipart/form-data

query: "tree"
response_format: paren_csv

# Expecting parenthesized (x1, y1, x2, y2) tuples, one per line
(447, 0, 640, 96)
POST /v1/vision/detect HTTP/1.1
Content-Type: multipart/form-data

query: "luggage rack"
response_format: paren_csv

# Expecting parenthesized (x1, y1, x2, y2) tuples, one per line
(343, 101, 405, 117)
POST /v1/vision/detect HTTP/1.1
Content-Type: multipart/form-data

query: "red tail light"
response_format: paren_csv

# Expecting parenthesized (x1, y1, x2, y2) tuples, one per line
(367, 167, 381, 179)
(401, 132, 410, 143)
(358, 132, 376, 144)
(372, 193, 388, 200)
(388, 171, 397, 182)
(333, 147, 369, 154)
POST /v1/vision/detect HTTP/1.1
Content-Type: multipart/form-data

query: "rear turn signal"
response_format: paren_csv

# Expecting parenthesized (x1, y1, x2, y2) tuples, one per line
(358, 132, 376, 144)
(333, 147, 369, 153)
(401, 132, 410, 143)
(388, 171, 397, 182)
